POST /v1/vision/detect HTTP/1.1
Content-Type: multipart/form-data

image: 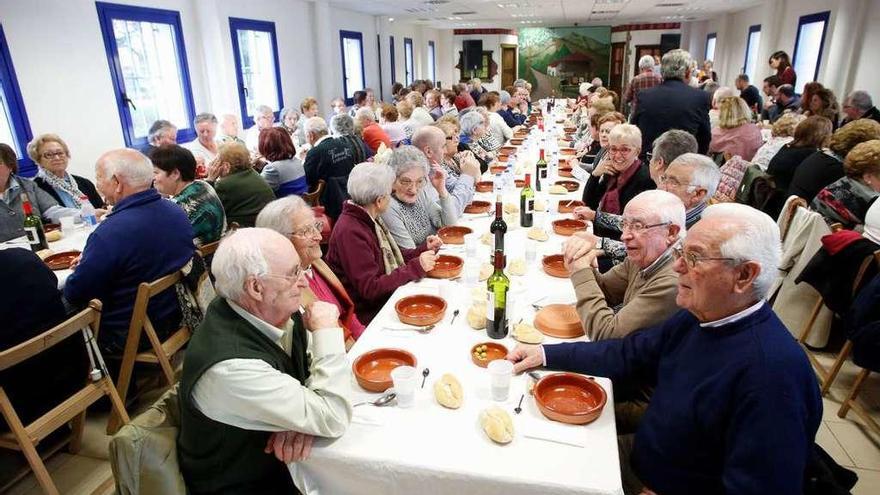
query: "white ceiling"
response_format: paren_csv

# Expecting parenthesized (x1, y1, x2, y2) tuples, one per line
(326, 0, 767, 29)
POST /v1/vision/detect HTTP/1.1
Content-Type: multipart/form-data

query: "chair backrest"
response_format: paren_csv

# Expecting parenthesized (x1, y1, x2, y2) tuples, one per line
(303, 179, 325, 207)
(126, 271, 184, 340)
(779, 196, 808, 242)
(197, 240, 221, 258)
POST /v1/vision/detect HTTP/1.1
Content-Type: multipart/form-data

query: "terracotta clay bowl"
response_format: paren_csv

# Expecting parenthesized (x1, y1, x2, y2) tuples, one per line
(438, 225, 473, 244)
(563, 126, 577, 133)
(500, 146, 517, 154)
(471, 342, 509, 368)
(509, 138, 524, 145)
(557, 200, 585, 214)
(514, 131, 529, 138)
(555, 180, 580, 192)
(44, 250, 81, 270)
(43, 223, 61, 233)
(558, 168, 574, 178)
(464, 200, 492, 214)
(395, 294, 447, 327)
(514, 179, 525, 188)
(534, 304, 584, 338)
(559, 148, 577, 156)
(542, 254, 568, 278)
(352, 348, 418, 392)
(497, 154, 510, 162)
(427, 254, 464, 279)
(552, 218, 587, 236)
(490, 165, 507, 175)
(476, 181, 494, 193)
(534, 372, 607, 425)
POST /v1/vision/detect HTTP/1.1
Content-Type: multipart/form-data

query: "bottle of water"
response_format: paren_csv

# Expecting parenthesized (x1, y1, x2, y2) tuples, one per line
(79, 195, 98, 227)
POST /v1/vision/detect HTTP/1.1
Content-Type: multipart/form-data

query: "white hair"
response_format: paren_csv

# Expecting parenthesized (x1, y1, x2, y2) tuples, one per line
(700, 203, 782, 299)
(211, 228, 286, 301)
(670, 153, 721, 198)
(712, 86, 735, 107)
(628, 189, 686, 235)
(388, 145, 429, 177)
(499, 90, 512, 104)
(255, 196, 309, 235)
(347, 162, 395, 205)
(660, 49, 693, 81)
(591, 77, 602, 87)
(305, 116, 328, 136)
(608, 123, 642, 148)
(256, 104, 274, 116)
(460, 111, 485, 136)
(847, 90, 873, 112)
(355, 107, 377, 123)
(99, 149, 154, 188)
(638, 55, 655, 71)
(578, 82, 591, 96)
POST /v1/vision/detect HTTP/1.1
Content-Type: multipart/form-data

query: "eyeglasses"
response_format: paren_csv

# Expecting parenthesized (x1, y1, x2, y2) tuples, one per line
(608, 146, 635, 155)
(290, 221, 323, 238)
(397, 177, 427, 188)
(41, 151, 66, 159)
(658, 174, 693, 188)
(672, 246, 738, 268)
(445, 135, 459, 141)
(260, 266, 304, 284)
(620, 219, 670, 234)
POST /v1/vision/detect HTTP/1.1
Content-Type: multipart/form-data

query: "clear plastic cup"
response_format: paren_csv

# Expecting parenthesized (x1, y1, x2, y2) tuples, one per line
(391, 366, 418, 408)
(59, 215, 77, 233)
(525, 240, 537, 264)
(488, 359, 514, 401)
(464, 233, 478, 257)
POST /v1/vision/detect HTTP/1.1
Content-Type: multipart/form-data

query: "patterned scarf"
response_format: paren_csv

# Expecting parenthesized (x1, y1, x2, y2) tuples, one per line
(38, 169, 84, 208)
(599, 159, 642, 215)
(393, 194, 432, 246)
(373, 216, 405, 274)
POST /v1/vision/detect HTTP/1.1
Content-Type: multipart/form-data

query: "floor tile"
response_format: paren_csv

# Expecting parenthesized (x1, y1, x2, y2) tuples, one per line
(817, 422, 854, 467)
(851, 467, 880, 495)
(827, 421, 880, 470)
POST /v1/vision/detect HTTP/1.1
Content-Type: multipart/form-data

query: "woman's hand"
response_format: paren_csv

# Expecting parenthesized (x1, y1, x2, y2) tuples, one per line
(572, 206, 596, 222)
(425, 235, 443, 252)
(419, 250, 438, 272)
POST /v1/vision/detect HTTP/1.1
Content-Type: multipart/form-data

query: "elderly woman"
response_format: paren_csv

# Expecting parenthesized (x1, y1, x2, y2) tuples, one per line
(257, 196, 364, 347)
(396, 100, 420, 141)
(479, 93, 514, 143)
(294, 97, 319, 147)
(326, 162, 439, 323)
(440, 90, 459, 118)
(183, 113, 220, 176)
(708, 87, 735, 129)
(582, 124, 654, 238)
(474, 107, 504, 153)
(246, 104, 276, 154)
(805, 88, 841, 130)
(0, 144, 78, 243)
(751, 112, 805, 170)
(381, 146, 458, 249)
(210, 142, 275, 227)
(330, 113, 372, 163)
(458, 111, 493, 173)
(766, 116, 833, 194)
(279, 107, 299, 137)
(812, 140, 880, 229)
(709, 96, 763, 161)
(258, 127, 307, 197)
(28, 133, 104, 210)
(379, 103, 407, 147)
(585, 112, 626, 171)
(151, 144, 226, 247)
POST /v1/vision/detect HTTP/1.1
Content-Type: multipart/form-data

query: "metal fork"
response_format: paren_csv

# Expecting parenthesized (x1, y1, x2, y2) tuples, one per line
(384, 324, 436, 334)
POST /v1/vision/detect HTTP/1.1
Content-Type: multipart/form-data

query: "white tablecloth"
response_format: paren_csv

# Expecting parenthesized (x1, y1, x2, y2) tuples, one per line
(0, 225, 92, 288)
(291, 172, 624, 495)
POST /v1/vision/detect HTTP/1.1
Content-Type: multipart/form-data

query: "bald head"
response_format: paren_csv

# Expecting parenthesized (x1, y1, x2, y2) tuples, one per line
(95, 148, 154, 205)
(411, 126, 446, 165)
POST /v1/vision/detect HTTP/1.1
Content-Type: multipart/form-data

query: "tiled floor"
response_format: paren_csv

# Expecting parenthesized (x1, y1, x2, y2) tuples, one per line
(2, 354, 879, 494)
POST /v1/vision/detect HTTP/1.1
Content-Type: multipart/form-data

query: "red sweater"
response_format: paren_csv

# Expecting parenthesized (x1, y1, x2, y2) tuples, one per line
(325, 201, 427, 324)
(361, 122, 391, 153)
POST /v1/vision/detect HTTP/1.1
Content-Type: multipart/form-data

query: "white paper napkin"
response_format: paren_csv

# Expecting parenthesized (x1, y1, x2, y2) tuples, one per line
(519, 415, 587, 448)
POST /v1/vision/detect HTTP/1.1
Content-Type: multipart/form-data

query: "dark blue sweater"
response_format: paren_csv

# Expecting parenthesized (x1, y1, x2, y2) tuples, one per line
(544, 304, 821, 495)
(64, 189, 194, 351)
(497, 108, 526, 128)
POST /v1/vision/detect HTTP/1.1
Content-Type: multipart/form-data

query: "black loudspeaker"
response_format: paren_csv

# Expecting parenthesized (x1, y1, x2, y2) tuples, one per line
(463, 40, 483, 71)
(660, 34, 681, 55)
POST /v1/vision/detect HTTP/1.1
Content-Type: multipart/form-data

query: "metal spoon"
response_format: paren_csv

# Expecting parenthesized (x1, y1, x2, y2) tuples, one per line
(353, 392, 397, 407)
(384, 324, 436, 334)
(421, 368, 430, 388)
(514, 394, 525, 414)
(450, 309, 460, 325)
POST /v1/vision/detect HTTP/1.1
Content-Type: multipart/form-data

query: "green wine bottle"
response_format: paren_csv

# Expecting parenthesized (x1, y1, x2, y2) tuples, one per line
(535, 148, 547, 191)
(520, 173, 534, 227)
(486, 250, 509, 339)
(21, 192, 48, 252)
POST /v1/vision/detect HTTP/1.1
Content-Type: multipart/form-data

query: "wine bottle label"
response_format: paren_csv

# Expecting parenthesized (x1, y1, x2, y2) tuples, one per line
(538, 168, 548, 180)
(486, 291, 494, 320)
(524, 199, 534, 214)
(24, 226, 40, 245)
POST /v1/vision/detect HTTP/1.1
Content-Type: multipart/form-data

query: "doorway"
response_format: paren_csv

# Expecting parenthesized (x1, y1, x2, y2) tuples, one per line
(501, 44, 516, 89)
(609, 42, 626, 99)
(634, 44, 662, 76)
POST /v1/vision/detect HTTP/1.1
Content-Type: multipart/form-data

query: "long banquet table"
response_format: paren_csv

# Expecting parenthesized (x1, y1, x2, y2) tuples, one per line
(290, 160, 624, 495)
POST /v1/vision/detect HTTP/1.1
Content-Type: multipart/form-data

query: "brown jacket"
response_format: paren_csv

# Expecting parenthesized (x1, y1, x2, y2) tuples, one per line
(571, 255, 679, 341)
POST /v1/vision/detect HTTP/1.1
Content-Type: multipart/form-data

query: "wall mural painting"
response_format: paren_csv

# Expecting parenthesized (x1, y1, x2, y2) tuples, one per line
(517, 26, 612, 99)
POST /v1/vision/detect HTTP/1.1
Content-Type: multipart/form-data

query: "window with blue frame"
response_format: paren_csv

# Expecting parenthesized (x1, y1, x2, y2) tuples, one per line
(390, 36, 396, 84)
(230, 18, 283, 128)
(340, 30, 365, 106)
(427, 41, 436, 82)
(0, 24, 34, 176)
(404, 38, 414, 86)
(743, 25, 761, 83)
(705, 33, 717, 63)
(793, 11, 830, 94)
(96, 2, 197, 148)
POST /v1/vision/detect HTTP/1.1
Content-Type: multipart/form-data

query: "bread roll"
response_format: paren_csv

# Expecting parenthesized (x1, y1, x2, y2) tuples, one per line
(513, 322, 544, 344)
(480, 406, 514, 444)
(548, 184, 568, 195)
(433, 374, 463, 409)
(503, 202, 519, 214)
(481, 232, 492, 246)
(533, 198, 546, 212)
(508, 258, 526, 276)
(479, 263, 493, 281)
(527, 227, 548, 241)
(467, 302, 487, 329)
(45, 230, 62, 242)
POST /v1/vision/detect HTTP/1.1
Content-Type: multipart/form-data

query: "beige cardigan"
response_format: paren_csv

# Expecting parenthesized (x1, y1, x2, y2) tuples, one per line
(571, 257, 679, 341)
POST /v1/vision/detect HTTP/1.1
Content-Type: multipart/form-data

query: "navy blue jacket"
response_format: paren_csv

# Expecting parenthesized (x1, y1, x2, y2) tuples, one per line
(64, 189, 194, 351)
(544, 304, 821, 495)
(847, 273, 880, 371)
(632, 79, 712, 154)
(497, 108, 525, 128)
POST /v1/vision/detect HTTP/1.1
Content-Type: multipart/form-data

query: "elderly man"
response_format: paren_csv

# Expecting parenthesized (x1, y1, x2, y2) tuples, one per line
(735, 74, 763, 114)
(184, 113, 219, 173)
(510, 203, 822, 495)
(412, 125, 479, 216)
(842, 90, 880, 125)
(246, 104, 276, 154)
(632, 49, 711, 155)
(257, 196, 364, 348)
(218, 114, 245, 145)
(141, 119, 177, 156)
(303, 117, 356, 220)
(178, 228, 351, 494)
(562, 190, 683, 342)
(356, 107, 391, 153)
(64, 149, 194, 354)
(498, 89, 527, 128)
(624, 55, 663, 116)
(657, 153, 721, 227)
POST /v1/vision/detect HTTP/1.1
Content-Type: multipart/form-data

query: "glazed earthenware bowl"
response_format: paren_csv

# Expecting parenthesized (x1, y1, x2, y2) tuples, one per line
(44, 250, 81, 270)
(352, 348, 418, 392)
(395, 294, 447, 326)
(534, 304, 584, 338)
(552, 218, 587, 236)
(438, 226, 473, 244)
(534, 372, 607, 425)
(427, 255, 464, 279)
(464, 200, 492, 214)
(470, 342, 509, 368)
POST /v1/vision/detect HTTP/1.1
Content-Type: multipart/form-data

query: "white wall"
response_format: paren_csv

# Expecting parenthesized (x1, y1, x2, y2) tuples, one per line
(376, 20, 448, 100)
(452, 33, 518, 92)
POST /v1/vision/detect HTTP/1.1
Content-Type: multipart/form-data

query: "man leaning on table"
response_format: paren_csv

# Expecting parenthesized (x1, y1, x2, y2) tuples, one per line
(510, 203, 822, 495)
(177, 228, 352, 495)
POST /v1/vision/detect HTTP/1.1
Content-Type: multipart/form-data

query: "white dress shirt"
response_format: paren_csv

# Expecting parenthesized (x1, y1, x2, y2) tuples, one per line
(191, 300, 352, 437)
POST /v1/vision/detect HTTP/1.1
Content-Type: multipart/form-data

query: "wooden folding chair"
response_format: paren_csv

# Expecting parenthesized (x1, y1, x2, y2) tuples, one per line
(303, 179, 325, 207)
(838, 367, 880, 437)
(0, 300, 130, 495)
(108, 271, 192, 434)
(197, 239, 221, 258)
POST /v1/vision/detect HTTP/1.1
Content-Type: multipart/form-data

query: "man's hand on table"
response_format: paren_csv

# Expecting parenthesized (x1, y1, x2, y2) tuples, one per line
(303, 301, 340, 331)
(264, 430, 314, 463)
(508, 344, 544, 374)
(425, 235, 443, 252)
(68, 254, 82, 271)
(563, 235, 600, 273)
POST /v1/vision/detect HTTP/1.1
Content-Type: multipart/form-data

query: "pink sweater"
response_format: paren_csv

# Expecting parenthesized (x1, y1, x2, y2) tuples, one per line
(709, 123, 763, 162)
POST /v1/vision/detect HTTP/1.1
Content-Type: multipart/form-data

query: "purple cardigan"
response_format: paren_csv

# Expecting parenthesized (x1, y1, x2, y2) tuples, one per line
(326, 201, 428, 324)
